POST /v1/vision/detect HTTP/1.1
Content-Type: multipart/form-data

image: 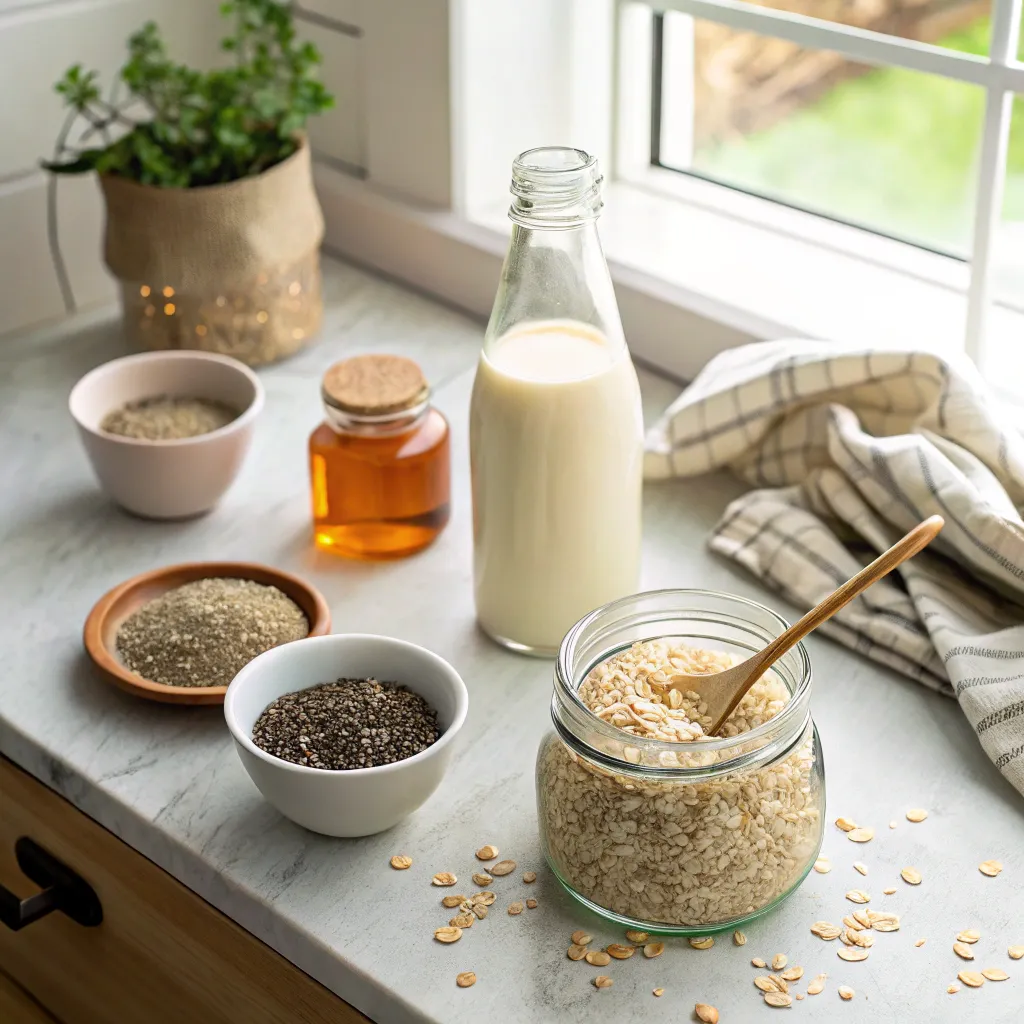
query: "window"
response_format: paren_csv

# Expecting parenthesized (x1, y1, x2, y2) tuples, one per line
(628, 0, 1024, 385)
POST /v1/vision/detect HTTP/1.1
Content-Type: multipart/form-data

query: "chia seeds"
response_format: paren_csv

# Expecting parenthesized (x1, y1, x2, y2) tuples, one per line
(252, 678, 440, 770)
(116, 577, 308, 687)
(101, 395, 238, 440)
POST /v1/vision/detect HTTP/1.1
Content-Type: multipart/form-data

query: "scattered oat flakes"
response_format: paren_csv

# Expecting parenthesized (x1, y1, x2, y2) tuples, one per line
(901, 867, 922, 885)
(813, 856, 832, 874)
(979, 860, 1003, 877)
(490, 859, 516, 876)
(526, 898, 538, 909)
(836, 817, 857, 832)
(954, 942, 975, 961)
(567, 944, 588, 961)
(869, 913, 900, 932)
(472, 904, 488, 920)
(390, 855, 412, 870)
(625, 929, 649, 943)
(958, 971, 985, 988)
(475, 845, 499, 860)
(781, 965, 804, 981)
(695, 1003, 720, 1023)
(796, 994, 805, 1001)
(852, 910, 873, 929)
(449, 914, 474, 929)
(982, 968, 1009, 981)
(764, 992, 793, 1008)
(643, 942, 665, 958)
(957, 930, 981, 944)
(592, 975, 613, 989)
(607, 944, 635, 960)
(522, 871, 537, 883)
(772, 953, 788, 971)
(432, 872, 457, 886)
(585, 950, 611, 967)
(754, 977, 780, 993)
(507, 902, 524, 916)
(572, 930, 593, 946)
(843, 915, 863, 931)
(456, 971, 476, 988)
(845, 889, 870, 904)
(1009, 945, 1024, 960)
(471, 872, 492, 886)
(838, 985, 855, 1000)
(441, 894, 466, 908)
(752, 957, 767, 968)
(838, 947, 869, 962)
(807, 974, 826, 995)
(811, 921, 842, 940)
(889, 820, 898, 829)
(847, 930, 875, 949)
(733, 929, 747, 945)
(690, 936, 715, 950)
(883, 887, 897, 895)
(434, 926, 462, 943)
(472, 891, 496, 906)
(947, 984, 960, 994)
(653, 988, 664, 997)
(915, 938, 926, 947)
(848, 827, 875, 843)
(854, 862, 868, 876)
(906, 808, 928, 822)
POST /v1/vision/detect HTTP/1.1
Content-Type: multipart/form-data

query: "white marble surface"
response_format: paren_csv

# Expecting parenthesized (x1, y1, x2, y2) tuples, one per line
(1, 257, 1022, 1024)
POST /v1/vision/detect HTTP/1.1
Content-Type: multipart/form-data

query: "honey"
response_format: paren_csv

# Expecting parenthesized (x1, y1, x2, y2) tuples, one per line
(309, 355, 450, 559)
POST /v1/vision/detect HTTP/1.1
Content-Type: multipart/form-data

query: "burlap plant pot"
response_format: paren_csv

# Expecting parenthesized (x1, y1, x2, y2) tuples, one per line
(100, 138, 324, 366)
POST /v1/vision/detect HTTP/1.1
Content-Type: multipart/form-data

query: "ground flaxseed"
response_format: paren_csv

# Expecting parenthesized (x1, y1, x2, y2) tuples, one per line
(251, 677, 439, 770)
(116, 577, 307, 687)
(101, 395, 238, 440)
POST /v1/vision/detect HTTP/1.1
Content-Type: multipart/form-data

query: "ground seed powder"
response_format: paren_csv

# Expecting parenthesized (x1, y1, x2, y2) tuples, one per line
(116, 577, 308, 687)
(101, 395, 238, 440)
(252, 678, 440, 770)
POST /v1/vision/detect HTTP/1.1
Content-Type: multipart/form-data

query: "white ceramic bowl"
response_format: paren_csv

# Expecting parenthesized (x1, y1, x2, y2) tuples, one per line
(224, 633, 469, 837)
(69, 350, 263, 518)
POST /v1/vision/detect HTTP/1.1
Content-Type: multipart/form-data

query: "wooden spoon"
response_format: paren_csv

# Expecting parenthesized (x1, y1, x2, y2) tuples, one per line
(676, 515, 944, 735)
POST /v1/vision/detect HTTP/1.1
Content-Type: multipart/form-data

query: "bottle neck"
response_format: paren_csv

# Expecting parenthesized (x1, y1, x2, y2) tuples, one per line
(323, 399, 429, 437)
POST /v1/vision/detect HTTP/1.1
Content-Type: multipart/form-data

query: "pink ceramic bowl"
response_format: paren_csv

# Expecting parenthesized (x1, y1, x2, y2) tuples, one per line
(69, 350, 263, 518)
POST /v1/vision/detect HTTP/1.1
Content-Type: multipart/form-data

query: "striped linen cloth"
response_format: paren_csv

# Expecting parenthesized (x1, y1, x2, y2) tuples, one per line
(645, 339, 1024, 796)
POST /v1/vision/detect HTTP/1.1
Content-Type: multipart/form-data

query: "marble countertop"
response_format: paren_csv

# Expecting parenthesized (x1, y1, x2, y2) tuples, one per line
(1, 257, 1022, 1024)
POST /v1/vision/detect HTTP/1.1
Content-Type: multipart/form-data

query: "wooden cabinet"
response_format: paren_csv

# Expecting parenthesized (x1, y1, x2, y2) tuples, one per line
(0, 758, 369, 1024)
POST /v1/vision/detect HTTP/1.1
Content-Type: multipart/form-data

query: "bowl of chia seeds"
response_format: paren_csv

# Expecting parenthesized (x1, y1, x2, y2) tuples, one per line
(69, 350, 263, 518)
(224, 633, 469, 836)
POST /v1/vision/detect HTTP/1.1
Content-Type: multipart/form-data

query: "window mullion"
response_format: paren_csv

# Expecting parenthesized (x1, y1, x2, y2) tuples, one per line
(964, 0, 1021, 371)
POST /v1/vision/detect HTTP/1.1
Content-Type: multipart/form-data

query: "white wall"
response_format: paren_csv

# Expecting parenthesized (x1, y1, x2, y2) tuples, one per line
(0, 0, 367, 337)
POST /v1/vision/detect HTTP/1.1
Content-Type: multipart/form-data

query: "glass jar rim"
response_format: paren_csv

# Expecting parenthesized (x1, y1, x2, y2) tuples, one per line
(553, 588, 813, 778)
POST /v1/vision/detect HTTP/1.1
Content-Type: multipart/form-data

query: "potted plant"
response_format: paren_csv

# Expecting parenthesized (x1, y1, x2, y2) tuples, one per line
(46, 0, 334, 366)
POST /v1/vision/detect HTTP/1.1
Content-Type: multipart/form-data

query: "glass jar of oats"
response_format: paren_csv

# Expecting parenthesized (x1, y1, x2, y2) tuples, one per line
(536, 589, 824, 935)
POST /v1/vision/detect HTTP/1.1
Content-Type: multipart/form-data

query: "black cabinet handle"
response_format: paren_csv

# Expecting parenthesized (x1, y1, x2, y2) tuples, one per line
(0, 837, 103, 931)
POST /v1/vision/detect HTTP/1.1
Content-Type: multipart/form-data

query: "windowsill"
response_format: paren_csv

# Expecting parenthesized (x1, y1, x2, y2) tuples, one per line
(313, 159, 1024, 406)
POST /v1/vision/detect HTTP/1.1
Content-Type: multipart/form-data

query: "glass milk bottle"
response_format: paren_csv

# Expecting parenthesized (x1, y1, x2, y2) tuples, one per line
(470, 147, 643, 656)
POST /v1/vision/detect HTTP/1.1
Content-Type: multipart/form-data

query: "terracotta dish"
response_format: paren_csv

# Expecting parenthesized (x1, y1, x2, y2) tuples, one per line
(84, 562, 331, 705)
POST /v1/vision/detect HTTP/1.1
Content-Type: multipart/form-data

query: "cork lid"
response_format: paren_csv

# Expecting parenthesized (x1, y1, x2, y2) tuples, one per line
(321, 354, 429, 416)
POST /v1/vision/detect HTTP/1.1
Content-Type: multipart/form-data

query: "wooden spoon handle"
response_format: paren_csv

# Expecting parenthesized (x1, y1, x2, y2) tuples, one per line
(748, 515, 944, 675)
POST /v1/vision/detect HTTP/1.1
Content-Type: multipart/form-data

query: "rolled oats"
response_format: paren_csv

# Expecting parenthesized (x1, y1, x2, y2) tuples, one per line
(837, 947, 869, 962)
(449, 914, 474, 928)
(953, 942, 975, 960)
(900, 867, 922, 885)
(472, 872, 493, 886)
(957, 930, 981, 944)
(915, 938, 926, 947)
(592, 975, 613, 989)
(754, 977, 780, 993)
(643, 942, 665, 958)
(472, 891, 496, 906)
(539, 641, 821, 928)
(441, 894, 466, 908)
(811, 921, 842, 940)
(653, 988, 665, 997)
(978, 859, 1003, 877)
(567, 944, 588, 961)
(456, 971, 476, 988)
(764, 992, 793, 1008)
(523, 871, 537, 883)
(845, 889, 870, 904)
(694, 1004, 719, 1023)
(854, 862, 868, 875)
(847, 827, 874, 843)
(771, 953, 788, 971)
(733, 930, 747, 946)
(390, 855, 412, 870)
(781, 965, 804, 981)
(982, 968, 1009, 981)
(472, 904, 488, 920)
(585, 950, 611, 967)
(432, 872, 458, 887)
(958, 971, 985, 988)
(838, 985, 855, 1000)
(475, 845, 499, 860)
(813, 857, 832, 874)
(525, 898, 538, 909)
(905, 808, 928, 822)
(947, 984, 960, 994)
(1009, 945, 1024, 959)
(607, 944, 635, 959)
(690, 936, 715, 950)
(572, 930, 593, 946)
(751, 957, 767, 968)
(806, 974, 826, 995)
(490, 860, 516, 876)
(625, 930, 649, 943)
(434, 926, 462, 943)
(835, 817, 857, 832)
(507, 902, 524, 916)
(883, 887, 897, 895)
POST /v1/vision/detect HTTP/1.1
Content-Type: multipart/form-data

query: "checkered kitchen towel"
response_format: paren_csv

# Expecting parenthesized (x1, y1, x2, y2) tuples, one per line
(645, 339, 1024, 796)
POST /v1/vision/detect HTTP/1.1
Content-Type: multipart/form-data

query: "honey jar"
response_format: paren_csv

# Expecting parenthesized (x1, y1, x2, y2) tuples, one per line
(309, 354, 450, 559)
